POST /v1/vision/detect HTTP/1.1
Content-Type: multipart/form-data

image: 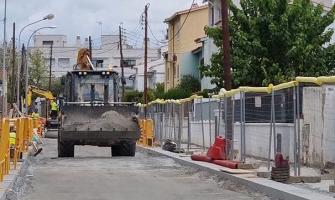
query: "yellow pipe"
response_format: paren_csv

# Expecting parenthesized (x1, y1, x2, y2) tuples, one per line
(272, 81, 298, 91)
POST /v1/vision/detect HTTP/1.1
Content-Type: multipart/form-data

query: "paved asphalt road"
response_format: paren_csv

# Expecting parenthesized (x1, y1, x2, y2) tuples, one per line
(21, 139, 255, 200)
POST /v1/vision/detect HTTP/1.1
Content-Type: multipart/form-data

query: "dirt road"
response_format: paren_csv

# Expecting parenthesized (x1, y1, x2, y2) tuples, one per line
(6, 139, 276, 200)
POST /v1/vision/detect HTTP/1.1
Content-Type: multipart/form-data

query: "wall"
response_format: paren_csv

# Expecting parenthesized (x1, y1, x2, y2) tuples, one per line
(188, 121, 295, 162)
(302, 85, 335, 166)
(179, 52, 201, 78)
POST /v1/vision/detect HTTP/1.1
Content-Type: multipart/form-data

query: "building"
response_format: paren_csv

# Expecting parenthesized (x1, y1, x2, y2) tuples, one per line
(164, 4, 208, 91)
(31, 34, 160, 90)
(201, 0, 335, 90)
(133, 45, 167, 91)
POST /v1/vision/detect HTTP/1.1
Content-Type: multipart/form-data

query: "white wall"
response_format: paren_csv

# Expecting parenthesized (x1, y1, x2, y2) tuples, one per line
(302, 85, 335, 166)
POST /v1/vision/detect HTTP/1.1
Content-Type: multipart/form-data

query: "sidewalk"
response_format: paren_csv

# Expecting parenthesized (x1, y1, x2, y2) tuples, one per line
(0, 152, 29, 200)
(142, 146, 335, 200)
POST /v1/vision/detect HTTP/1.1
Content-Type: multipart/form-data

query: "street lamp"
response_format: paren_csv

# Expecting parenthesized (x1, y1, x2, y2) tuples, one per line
(17, 13, 54, 111)
(24, 26, 57, 114)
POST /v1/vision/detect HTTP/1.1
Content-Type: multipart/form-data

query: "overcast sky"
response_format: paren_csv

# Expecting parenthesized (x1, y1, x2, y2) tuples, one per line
(0, 0, 206, 48)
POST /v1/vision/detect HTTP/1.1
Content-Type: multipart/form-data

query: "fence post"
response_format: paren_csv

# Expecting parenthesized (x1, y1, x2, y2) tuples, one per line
(187, 101, 191, 153)
(160, 104, 163, 144)
(242, 91, 246, 163)
(200, 97, 205, 150)
(164, 103, 167, 141)
(268, 90, 274, 171)
(224, 95, 228, 158)
(208, 94, 212, 146)
(297, 84, 301, 175)
(240, 91, 243, 162)
(272, 90, 277, 160)
(178, 103, 183, 153)
(293, 86, 297, 176)
(218, 97, 222, 136)
(231, 95, 235, 160)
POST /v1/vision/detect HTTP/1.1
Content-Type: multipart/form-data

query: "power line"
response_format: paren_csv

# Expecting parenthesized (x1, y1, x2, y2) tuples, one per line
(149, 0, 196, 44)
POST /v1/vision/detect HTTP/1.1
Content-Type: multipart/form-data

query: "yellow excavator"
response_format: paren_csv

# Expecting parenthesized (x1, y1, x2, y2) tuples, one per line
(27, 85, 59, 130)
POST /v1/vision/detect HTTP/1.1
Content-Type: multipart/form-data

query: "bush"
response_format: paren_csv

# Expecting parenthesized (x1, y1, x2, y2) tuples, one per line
(156, 88, 192, 100)
(122, 90, 143, 103)
(122, 89, 156, 103)
(177, 75, 201, 93)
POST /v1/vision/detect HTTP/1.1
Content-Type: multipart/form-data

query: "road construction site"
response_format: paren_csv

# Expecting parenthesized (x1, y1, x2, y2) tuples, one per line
(6, 138, 276, 200)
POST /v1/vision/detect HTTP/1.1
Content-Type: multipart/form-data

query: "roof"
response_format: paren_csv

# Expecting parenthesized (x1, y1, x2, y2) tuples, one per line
(164, 5, 208, 23)
(192, 46, 202, 54)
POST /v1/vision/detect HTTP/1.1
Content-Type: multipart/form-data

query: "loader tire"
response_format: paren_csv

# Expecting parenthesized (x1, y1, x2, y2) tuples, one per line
(111, 140, 136, 157)
(58, 140, 74, 157)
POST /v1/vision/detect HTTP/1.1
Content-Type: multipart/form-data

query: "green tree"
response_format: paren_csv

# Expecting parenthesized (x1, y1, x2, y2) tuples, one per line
(50, 77, 65, 96)
(176, 75, 201, 93)
(28, 49, 47, 88)
(199, 0, 335, 88)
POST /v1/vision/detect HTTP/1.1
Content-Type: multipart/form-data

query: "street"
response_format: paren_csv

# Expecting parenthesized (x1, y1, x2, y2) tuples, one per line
(11, 139, 261, 200)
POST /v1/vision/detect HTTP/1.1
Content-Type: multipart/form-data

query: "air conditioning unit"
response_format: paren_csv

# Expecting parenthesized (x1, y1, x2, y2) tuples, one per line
(168, 52, 175, 62)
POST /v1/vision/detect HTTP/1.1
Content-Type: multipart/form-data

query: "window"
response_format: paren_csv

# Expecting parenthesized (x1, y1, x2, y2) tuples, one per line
(211, 6, 214, 26)
(173, 64, 176, 78)
(58, 58, 70, 68)
(42, 41, 53, 45)
(177, 65, 179, 78)
(92, 60, 104, 68)
(167, 67, 170, 82)
(123, 59, 136, 67)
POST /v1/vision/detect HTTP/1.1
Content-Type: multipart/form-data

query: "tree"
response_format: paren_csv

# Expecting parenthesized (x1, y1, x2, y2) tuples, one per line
(50, 77, 65, 96)
(177, 75, 201, 93)
(28, 49, 47, 88)
(199, 0, 335, 88)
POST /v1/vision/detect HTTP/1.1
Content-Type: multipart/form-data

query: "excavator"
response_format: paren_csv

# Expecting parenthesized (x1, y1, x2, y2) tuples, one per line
(27, 85, 59, 130)
(58, 48, 140, 157)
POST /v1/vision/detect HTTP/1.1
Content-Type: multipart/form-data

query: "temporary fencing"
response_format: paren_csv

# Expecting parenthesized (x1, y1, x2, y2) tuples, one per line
(0, 116, 38, 182)
(137, 76, 335, 176)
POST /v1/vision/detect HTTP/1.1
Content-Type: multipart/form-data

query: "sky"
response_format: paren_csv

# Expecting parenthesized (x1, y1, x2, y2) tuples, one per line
(0, 0, 206, 48)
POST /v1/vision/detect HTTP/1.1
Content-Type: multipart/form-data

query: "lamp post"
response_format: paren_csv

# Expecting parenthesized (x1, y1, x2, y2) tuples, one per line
(17, 14, 54, 110)
(2, 0, 7, 117)
(24, 26, 57, 114)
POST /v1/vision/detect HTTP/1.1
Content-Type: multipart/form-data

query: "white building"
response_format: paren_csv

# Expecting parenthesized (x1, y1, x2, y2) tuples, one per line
(31, 34, 160, 90)
(132, 45, 167, 91)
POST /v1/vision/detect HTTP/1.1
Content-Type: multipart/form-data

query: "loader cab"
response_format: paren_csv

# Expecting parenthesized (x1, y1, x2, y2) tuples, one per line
(63, 70, 120, 104)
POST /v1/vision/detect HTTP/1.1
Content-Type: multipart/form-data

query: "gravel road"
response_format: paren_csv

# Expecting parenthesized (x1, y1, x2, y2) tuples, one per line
(6, 139, 277, 200)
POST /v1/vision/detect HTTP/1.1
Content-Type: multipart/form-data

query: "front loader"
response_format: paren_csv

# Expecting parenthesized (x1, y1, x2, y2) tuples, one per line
(58, 48, 140, 157)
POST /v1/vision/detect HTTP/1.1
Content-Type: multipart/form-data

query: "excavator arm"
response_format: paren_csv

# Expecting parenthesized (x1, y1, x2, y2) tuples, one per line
(27, 85, 54, 106)
(73, 48, 94, 71)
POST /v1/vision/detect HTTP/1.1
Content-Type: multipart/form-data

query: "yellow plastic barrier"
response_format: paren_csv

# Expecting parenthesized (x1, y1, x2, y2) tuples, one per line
(145, 120, 154, 147)
(0, 118, 10, 181)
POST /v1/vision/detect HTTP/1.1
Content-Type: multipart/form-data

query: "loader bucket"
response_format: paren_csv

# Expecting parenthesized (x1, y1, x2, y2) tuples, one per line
(60, 105, 141, 140)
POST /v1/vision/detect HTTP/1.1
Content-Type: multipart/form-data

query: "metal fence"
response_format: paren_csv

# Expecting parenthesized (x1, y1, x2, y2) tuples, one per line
(138, 76, 335, 176)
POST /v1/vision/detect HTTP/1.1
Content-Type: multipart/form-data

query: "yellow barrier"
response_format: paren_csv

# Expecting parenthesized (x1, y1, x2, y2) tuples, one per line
(138, 75, 335, 108)
(0, 116, 37, 182)
(137, 119, 155, 147)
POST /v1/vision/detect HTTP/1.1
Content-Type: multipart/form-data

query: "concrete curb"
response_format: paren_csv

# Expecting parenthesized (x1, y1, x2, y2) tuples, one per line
(0, 151, 31, 200)
(139, 146, 334, 200)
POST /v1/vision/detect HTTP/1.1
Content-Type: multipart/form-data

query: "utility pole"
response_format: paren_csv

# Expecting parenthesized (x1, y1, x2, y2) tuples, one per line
(11, 22, 15, 108)
(49, 44, 53, 91)
(221, 0, 231, 91)
(2, 0, 7, 117)
(89, 36, 92, 60)
(221, 0, 233, 159)
(143, 4, 148, 106)
(119, 26, 125, 97)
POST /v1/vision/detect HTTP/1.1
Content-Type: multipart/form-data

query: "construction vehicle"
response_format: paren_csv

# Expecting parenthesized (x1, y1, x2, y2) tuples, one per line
(58, 48, 140, 157)
(27, 85, 59, 130)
